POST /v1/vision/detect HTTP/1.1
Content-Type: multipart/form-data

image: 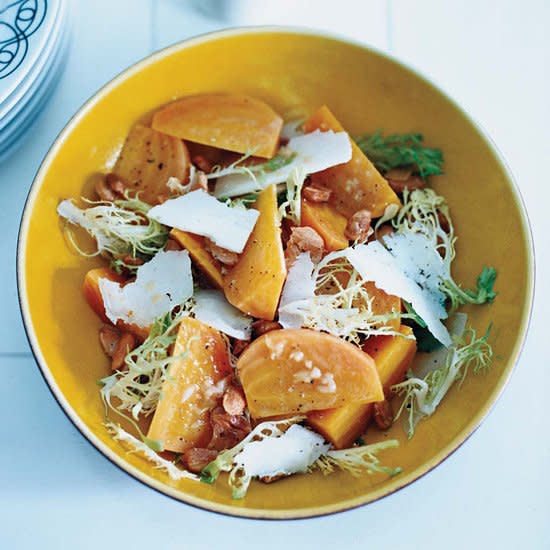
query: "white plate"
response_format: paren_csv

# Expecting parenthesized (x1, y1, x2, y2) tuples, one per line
(0, 0, 63, 105)
(0, 4, 69, 160)
(0, 1, 66, 131)
(0, 0, 65, 125)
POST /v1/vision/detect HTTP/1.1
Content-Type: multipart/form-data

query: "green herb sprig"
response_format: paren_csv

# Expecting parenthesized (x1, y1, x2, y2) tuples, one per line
(443, 266, 498, 311)
(355, 131, 444, 178)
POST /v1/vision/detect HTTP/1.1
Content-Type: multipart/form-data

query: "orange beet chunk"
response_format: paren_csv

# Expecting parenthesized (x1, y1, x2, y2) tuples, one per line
(113, 125, 190, 204)
(152, 94, 283, 159)
(365, 281, 401, 332)
(361, 325, 417, 390)
(237, 329, 383, 419)
(307, 325, 416, 448)
(224, 184, 286, 320)
(301, 199, 349, 251)
(83, 267, 124, 323)
(303, 106, 400, 217)
(334, 271, 401, 332)
(82, 267, 148, 341)
(147, 318, 232, 452)
(170, 229, 224, 289)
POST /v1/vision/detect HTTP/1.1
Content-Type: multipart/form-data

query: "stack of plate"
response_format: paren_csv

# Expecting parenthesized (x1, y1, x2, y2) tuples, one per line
(0, 0, 70, 162)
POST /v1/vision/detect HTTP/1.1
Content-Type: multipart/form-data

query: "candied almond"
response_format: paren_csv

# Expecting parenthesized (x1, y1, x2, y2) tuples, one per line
(373, 224, 394, 242)
(192, 155, 213, 174)
(232, 339, 250, 357)
(204, 238, 239, 266)
(165, 237, 183, 251)
(120, 255, 144, 267)
(373, 399, 394, 431)
(222, 384, 247, 416)
(251, 320, 282, 339)
(385, 167, 413, 181)
(260, 473, 290, 484)
(95, 173, 126, 201)
(209, 406, 251, 451)
(181, 448, 218, 473)
(111, 332, 136, 372)
(386, 174, 425, 194)
(191, 170, 209, 192)
(344, 209, 372, 242)
(302, 185, 332, 203)
(99, 325, 121, 357)
(285, 226, 324, 268)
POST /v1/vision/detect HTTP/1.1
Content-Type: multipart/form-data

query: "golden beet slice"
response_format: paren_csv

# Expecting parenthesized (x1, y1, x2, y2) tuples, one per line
(301, 199, 349, 251)
(224, 184, 286, 320)
(332, 271, 401, 332)
(113, 125, 190, 204)
(237, 329, 383, 419)
(83, 267, 124, 323)
(170, 229, 224, 289)
(82, 267, 148, 341)
(303, 106, 400, 217)
(147, 318, 232, 452)
(307, 325, 416, 448)
(364, 281, 401, 332)
(152, 94, 283, 159)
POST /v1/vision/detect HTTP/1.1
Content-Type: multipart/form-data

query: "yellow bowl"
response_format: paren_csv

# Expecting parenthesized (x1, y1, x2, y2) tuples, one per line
(17, 27, 534, 519)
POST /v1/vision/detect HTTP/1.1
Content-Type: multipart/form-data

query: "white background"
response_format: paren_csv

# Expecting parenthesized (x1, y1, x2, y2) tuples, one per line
(1, 1, 549, 548)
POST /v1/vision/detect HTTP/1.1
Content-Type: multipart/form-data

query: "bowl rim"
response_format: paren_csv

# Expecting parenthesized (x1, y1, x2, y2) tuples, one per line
(16, 25, 535, 520)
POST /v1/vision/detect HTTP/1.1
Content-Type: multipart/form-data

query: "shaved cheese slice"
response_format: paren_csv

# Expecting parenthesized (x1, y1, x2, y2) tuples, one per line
(147, 190, 259, 253)
(278, 252, 316, 329)
(99, 250, 193, 328)
(346, 243, 451, 346)
(383, 232, 449, 300)
(193, 289, 252, 340)
(235, 424, 329, 478)
(214, 130, 352, 198)
(57, 199, 110, 251)
(58, 199, 89, 227)
(280, 120, 304, 141)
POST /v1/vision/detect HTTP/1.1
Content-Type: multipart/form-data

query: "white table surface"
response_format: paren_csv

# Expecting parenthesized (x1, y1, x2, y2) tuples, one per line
(1, 1, 548, 548)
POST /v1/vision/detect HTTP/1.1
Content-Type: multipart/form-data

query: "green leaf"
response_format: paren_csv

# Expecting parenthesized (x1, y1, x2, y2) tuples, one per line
(443, 267, 498, 311)
(199, 462, 220, 484)
(403, 301, 427, 328)
(392, 324, 494, 438)
(143, 437, 164, 452)
(261, 151, 297, 173)
(217, 192, 259, 208)
(355, 131, 444, 178)
(413, 324, 444, 353)
(474, 266, 498, 303)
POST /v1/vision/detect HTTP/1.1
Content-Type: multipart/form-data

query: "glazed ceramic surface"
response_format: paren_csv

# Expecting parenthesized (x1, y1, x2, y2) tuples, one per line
(17, 28, 534, 519)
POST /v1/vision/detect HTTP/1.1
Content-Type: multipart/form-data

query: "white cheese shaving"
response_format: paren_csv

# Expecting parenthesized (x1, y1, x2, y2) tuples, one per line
(383, 232, 449, 301)
(214, 130, 352, 198)
(280, 120, 304, 140)
(57, 199, 111, 252)
(99, 250, 193, 328)
(345, 243, 451, 346)
(147, 190, 259, 253)
(192, 289, 252, 340)
(234, 424, 330, 477)
(58, 199, 91, 228)
(278, 252, 316, 328)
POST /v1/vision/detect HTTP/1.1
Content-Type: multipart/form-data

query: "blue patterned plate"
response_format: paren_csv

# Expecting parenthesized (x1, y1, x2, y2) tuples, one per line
(0, 0, 62, 108)
(0, 0, 65, 130)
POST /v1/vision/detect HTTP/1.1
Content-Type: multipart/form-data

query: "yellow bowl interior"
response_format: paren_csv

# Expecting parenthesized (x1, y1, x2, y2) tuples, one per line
(18, 29, 533, 519)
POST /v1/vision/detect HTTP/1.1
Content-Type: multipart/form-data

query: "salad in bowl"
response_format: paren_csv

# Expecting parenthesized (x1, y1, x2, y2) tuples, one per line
(56, 93, 497, 499)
